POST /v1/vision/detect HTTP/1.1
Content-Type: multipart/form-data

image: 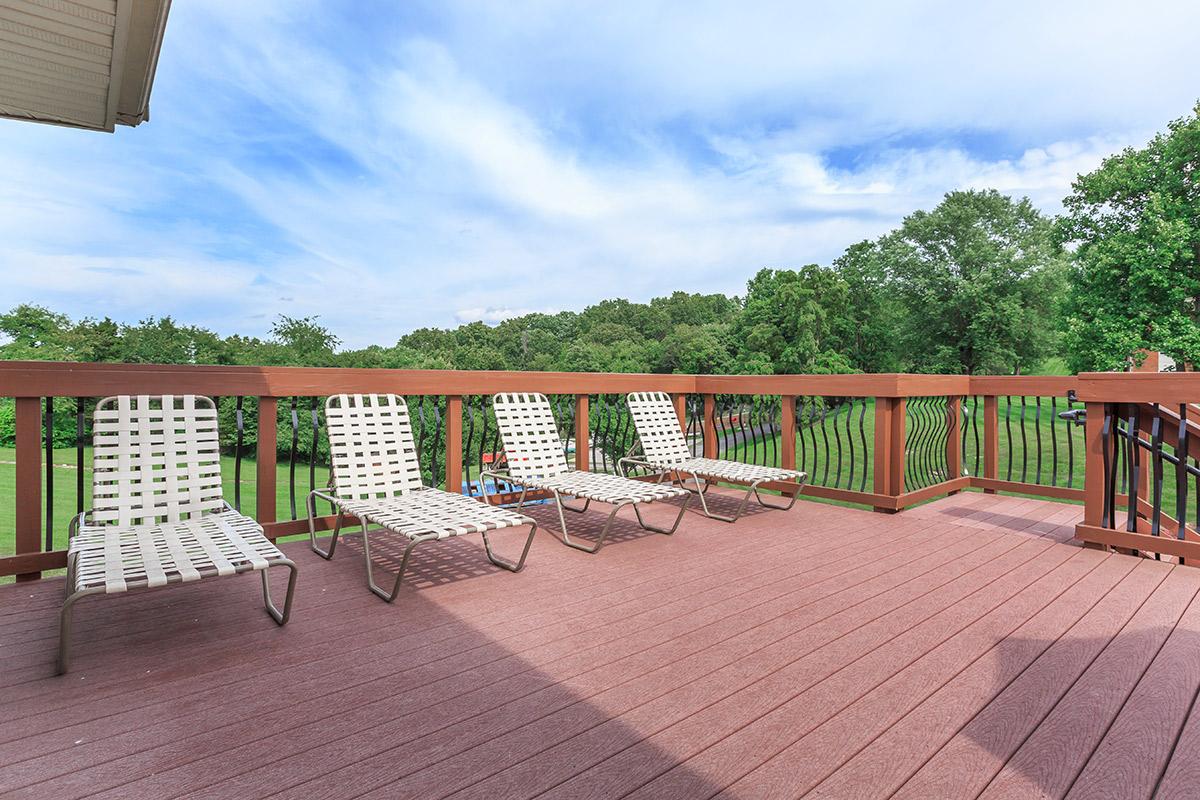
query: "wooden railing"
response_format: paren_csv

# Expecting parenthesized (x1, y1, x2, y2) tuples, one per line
(1075, 372, 1200, 564)
(0, 361, 1130, 581)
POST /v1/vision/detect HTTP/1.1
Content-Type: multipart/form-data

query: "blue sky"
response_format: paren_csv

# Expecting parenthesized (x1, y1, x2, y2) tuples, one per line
(1, 0, 1198, 348)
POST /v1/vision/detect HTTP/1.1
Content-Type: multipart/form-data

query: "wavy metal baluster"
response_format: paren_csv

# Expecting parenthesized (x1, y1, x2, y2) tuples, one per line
(44, 397, 53, 550)
(430, 397, 444, 489)
(1004, 396, 1014, 481)
(75, 397, 85, 517)
(1049, 396, 1059, 486)
(288, 397, 299, 520)
(1177, 404, 1190, 542)
(309, 396, 320, 502)
(1032, 396, 1044, 484)
(1066, 395, 1076, 487)
(831, 400, 844, 487)
(234, 397, 245, 512)
(1126, 408, 1140, 532)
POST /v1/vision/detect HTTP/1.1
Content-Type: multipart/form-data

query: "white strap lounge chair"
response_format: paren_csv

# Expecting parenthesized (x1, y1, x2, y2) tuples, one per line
(621, 391, 808, 523)
(59, 395, 297, 674)
(307, 394, 537, 602)
(482, 392, 690, 554)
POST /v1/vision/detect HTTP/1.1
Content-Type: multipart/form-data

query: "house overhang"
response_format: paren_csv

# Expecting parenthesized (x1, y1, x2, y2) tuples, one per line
(0, 0, 171, 132)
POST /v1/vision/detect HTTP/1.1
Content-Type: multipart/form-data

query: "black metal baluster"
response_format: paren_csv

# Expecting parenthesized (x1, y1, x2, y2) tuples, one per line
(914, 396, 930, 489)
(1126, 408, 1139, 532)
(44, 397, 53, 550)
(1177, 404, 1190, 547)
(1005, 396, 1014, 481)
(309, 397, 320, 497)
(808, 400, 820, 484)
(1034, 397, 1044, 484)
(288, 397, 299, 520)
(1050, 396, 1059, 486)
(75, 398, 85, 516)
(857, 398, 868, 492)
(1150, 408, 1163, 541)
(1101, 408, 1114, 528)
(1019, 396, 1029, 484)
(1066, 395, 1077, 487)
(464, 396, 478, 490)
(971, 396, 981, 477)
(430, 398, 443, 488)
(816, 401, 830, 485)
(234, 397, 244, 511)
(795, 398, 807, 476)
(832, 400, 845, 488)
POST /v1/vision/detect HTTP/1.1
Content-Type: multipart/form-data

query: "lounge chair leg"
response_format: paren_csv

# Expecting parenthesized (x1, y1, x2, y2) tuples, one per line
(560, 496, 591, 514)
(753, 484, 800, 512)
(550, 492, 620, 554)
(57, 587, 100, 675)
(361, 522, 436, 602)
(308, 493, 344, 559)
(261, 559, 298, 625)
(631, 491, 692, 534)
(689, 477, 797, 523)
(482, 521, 538, 572)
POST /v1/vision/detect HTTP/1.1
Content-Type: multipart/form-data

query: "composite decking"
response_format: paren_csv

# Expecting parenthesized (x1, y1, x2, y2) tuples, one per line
(2, 491, 1200, 799)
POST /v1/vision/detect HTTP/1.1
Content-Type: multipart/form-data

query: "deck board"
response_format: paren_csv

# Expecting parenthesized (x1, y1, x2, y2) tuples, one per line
(2, 491, 1200, 799)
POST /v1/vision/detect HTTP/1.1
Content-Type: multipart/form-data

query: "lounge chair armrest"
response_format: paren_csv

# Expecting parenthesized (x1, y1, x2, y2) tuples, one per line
(617, 456, 660, 479)
(479, 470, 517, 505)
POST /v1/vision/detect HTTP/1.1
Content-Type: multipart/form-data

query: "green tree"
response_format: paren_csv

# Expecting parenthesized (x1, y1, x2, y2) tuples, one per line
(885, 189, 1067, 374)
(0, 304, 71, 359)
(735, 265, 854, 374)
(1059, 103, 1200, 372)
(830, 241, 905, 373)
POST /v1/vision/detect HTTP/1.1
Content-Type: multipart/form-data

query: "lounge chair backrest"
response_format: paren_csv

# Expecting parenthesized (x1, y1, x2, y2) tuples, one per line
(626, 391, 692, 465)
(91, 395, 225, 526)
(492, 392, 571, 481)
(325, 394, 425, 499)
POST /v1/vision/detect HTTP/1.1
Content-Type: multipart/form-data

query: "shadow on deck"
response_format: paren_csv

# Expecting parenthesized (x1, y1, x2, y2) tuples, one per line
(1, 491, 1199, 799)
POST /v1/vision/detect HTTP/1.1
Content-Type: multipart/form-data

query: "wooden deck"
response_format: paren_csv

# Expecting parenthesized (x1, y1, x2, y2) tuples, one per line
(3, 491, 1200, 799)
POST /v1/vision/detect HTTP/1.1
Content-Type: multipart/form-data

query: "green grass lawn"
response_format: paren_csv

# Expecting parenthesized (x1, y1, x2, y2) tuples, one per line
(0, 447, 334, 560)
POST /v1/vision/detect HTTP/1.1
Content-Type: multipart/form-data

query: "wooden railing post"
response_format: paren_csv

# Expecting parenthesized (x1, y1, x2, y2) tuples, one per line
(574, 394, 590, 471)
(256, 397, 278, 525)
(671, 393, 687, 431)
(1081, 401, 1107, 531)
(14, 397, 42, 582)
(873, 396, 906, 512)
(445, 396, 463, 493)
(982, 395, 999, 493)
(945, 395, 962, 493)
(781, 395, 797, 471)
(702, 394, 717, 459)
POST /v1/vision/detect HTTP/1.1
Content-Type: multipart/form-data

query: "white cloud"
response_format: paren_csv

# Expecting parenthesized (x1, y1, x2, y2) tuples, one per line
(0, 1, 1194, 347)
(455, 307, 544, 324)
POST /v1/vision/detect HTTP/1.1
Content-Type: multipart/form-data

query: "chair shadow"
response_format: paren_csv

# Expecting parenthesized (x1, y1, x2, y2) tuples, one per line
(332, 529, 532, 589)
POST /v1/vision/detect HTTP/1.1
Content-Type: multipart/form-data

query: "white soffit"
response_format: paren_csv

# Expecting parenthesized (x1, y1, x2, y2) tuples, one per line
(0, 0, 171, 132)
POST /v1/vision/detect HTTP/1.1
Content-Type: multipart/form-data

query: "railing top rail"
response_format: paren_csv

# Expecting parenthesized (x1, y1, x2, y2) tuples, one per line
(1076, 372, 1200, 403)
(0, 360, 1088, 399)
(966, 375, 1078, 396)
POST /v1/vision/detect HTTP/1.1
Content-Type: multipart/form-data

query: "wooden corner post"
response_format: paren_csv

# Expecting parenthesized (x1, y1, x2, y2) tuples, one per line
(781, 395, 797, 472)
(445, 396, 463, 494)
(574, 394, 590, 471)
(14, 397, 42, 581)
(873, 396, 906, 512)
(256, 397, 278, 527)
(982, 395, 999, 492)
